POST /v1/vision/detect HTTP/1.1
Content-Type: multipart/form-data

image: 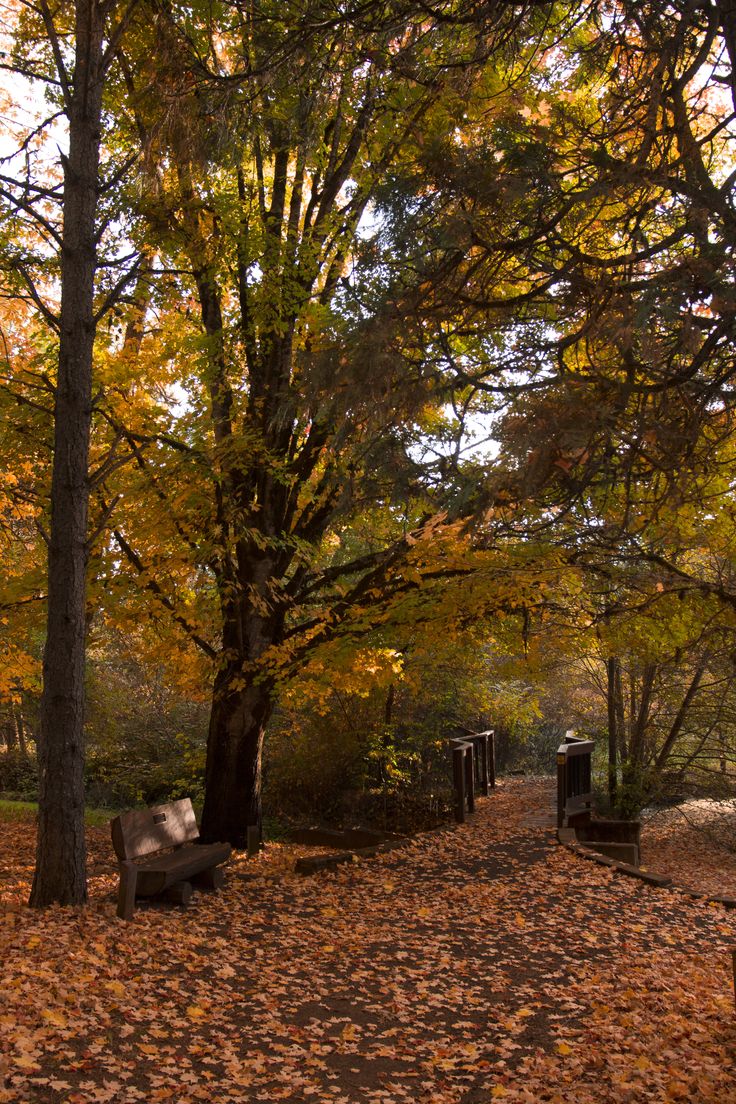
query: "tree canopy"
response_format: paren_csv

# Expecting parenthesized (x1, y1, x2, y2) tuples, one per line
(2, 0, 736, 895)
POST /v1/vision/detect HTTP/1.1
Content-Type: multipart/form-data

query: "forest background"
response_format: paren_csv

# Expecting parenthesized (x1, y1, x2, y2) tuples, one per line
(1, 0, 736, 905)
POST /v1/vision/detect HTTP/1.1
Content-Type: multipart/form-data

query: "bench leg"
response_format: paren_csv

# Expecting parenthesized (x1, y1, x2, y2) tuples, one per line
(193, 866, 225, 891)
(163, 881, 193, 907)
(117, 862, 138, 921)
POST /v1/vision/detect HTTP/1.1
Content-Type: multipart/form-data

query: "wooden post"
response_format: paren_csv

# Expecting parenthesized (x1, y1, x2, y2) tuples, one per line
(163, 881, 193, 907)
(452, 745, 466, 823)
(479, 734, 490, 796)
(489, 730, 496, 788)
(193, 866, 225, 890)
(557, 750, 567, 829)
(465, 746, 475, 813)
(246, 825, 260, 857)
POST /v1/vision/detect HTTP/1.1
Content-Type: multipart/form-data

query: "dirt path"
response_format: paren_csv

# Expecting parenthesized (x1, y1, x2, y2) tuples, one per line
(1, 778, 735, 1103)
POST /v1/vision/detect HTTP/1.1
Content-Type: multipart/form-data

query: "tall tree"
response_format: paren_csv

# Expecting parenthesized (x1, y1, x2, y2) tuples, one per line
(99, 0, 563, 846)
(1, 0, 140, 904)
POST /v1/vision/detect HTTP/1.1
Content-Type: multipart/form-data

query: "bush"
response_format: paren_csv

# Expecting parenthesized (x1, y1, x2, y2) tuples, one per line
(0, 750, 38, 800)
(265, 682, 462, 831)
(83, 652, 209, 809)
(84, 729, 207, 810)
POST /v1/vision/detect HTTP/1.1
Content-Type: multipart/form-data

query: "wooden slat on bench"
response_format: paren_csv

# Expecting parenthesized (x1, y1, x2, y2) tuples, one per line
(110, 798, 200, 861)
(135, 842, 232, 896)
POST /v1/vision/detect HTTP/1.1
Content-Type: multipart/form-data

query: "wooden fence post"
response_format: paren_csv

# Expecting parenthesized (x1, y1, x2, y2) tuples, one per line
(464, 746, 475, 813)
(452, 745, 466, 823)
(557, 751, 566, 829)
(479, 734, 490, 796)
(246, 825, 260, 857)
(450, 731, 496, 820)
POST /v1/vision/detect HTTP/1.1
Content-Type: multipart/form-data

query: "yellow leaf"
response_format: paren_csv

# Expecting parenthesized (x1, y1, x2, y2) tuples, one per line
(42, 1009, 67, 1028)
(516, 1008, 534, 1018)
(556, 1042, 573, 1055)
(492, 1088, 507, 1098)
(14, 1055, 40, 1072)
(187, 1006, 206, 1019)
(514, 913, 526, 927)
(105, 980, 126, 998)
(634, 1056, 650, 1071)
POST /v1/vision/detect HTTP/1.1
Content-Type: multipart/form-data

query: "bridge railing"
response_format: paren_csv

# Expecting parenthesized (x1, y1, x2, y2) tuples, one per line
(449, 730, 495, 823)
(556, 730, 594, 828)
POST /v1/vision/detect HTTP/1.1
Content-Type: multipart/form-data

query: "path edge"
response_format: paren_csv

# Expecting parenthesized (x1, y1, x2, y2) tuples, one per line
(557, 828, 736, 909)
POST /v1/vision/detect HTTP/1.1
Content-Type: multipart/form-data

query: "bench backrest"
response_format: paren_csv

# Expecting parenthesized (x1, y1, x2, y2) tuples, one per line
(110, 798, 200, 861)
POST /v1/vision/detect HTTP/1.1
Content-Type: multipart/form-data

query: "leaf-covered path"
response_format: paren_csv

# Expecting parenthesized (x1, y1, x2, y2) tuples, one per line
(1, 779, 735, 1103)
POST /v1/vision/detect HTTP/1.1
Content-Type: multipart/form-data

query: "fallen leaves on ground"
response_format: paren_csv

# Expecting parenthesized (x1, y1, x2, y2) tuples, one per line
(0, 779, 734, 1103)
(641, 799, 736, 899)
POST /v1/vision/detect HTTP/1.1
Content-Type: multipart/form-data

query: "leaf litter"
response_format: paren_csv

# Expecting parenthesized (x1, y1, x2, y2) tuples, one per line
(0, 778, 734, 1103)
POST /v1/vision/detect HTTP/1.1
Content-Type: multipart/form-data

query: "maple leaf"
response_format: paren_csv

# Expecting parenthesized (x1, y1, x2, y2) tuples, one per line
(41, 1009, 67, 1028)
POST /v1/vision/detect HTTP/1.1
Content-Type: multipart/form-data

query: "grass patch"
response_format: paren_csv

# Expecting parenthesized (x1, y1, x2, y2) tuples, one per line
(0, 798, 116, 827)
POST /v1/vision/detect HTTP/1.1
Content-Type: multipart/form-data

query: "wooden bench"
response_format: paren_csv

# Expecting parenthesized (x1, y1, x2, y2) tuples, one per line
(110, 798, 232, 920)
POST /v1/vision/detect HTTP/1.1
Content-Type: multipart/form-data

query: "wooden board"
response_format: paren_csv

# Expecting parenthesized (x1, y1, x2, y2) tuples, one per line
(134, 841, 232, 896)
(110, 798, 200, 861)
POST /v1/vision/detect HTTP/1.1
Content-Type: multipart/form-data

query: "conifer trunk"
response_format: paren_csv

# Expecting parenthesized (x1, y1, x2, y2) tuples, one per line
(30, 0, 105, 908)
(606, 656, 618, 807)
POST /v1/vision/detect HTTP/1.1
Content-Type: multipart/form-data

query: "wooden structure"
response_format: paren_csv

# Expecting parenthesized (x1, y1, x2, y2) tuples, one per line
(110, 798, 231, 920)
(450, 730, 496, 823)
(556, 730, 594, 829)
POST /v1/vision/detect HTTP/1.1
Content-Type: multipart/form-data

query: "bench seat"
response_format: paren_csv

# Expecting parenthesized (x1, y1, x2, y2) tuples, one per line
(132, 841, 232, 896)
(110, 799, 231, 920)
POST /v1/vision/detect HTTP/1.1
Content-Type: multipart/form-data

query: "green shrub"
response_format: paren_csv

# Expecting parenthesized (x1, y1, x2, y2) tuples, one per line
(0, 751, 38, 800)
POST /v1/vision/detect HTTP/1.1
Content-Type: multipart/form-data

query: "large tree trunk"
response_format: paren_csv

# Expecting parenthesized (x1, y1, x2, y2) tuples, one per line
(30, 0, 105, 908)
(199, 667, 274, 847)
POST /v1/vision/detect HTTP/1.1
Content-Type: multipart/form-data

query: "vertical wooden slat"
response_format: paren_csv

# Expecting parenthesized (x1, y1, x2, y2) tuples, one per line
(489, 730, 496, 788)
(465, 746, 475, 813)
(452, 745, 466, 823)
(479, 734, 490, 796)
(557, 750, 567, 829)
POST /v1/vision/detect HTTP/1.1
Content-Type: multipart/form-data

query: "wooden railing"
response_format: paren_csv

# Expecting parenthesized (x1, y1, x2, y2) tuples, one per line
(450, 730, 496, 823)
(556, 730, 594, 828)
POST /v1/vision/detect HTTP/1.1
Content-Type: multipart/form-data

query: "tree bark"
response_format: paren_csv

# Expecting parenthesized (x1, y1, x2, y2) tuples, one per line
(30, 0, 105, 908)
(16, 710, 28, 758)
(606, 656, 618, 806)
(199, 667, 273, 847)
(653, 663, 706, 775)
